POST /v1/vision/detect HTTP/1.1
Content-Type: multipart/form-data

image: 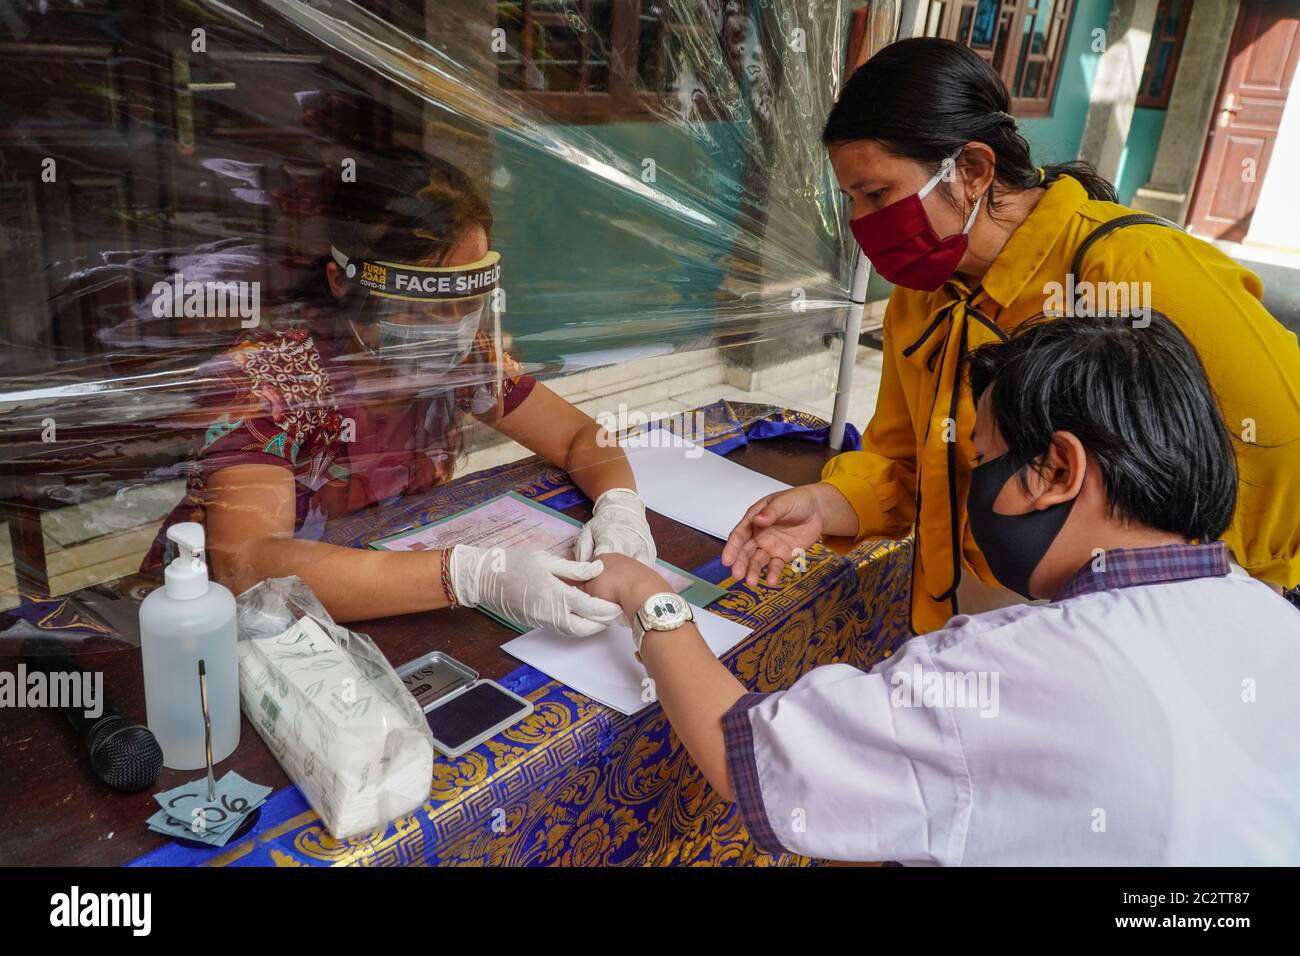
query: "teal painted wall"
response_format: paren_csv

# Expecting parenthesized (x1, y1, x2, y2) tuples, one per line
(1115, 106, 1167, 204)
(497, 1, 1120, 331)
(490, 122, 748, 369)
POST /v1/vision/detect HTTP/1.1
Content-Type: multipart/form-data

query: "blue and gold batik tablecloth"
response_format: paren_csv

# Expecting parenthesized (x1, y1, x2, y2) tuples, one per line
(121, 401, 913, 866)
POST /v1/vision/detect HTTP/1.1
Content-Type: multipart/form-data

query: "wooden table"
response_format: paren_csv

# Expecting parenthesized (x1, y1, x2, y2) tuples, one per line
(0, 434, 912, 866)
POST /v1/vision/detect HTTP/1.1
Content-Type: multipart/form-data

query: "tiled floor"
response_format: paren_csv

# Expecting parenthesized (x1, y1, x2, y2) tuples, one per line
(1212, 239, 1300, 339)
(0, 343, 885, 610)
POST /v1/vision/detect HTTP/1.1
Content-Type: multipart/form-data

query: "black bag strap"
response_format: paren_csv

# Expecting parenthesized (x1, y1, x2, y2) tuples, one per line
(1070, 213, 1181, 279)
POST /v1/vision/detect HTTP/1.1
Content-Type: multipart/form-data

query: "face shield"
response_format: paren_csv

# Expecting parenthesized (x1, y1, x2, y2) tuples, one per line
(332, 246, 504, 389)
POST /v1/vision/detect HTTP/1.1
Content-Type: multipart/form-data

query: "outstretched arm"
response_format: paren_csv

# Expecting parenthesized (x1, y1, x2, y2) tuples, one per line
(492, 381, 636, 500)
(583, 554, 747, 801)
(204, 463, 451, 623)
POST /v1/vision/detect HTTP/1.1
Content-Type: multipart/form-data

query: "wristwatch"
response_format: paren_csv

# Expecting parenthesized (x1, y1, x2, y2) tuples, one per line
(631, 591, 694, 656)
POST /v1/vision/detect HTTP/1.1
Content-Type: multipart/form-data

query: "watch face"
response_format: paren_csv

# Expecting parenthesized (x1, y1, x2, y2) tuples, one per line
(644, 592, 689, 629)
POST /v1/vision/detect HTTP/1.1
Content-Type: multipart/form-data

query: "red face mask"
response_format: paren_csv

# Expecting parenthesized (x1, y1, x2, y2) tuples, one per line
(849, 159, 982, 292)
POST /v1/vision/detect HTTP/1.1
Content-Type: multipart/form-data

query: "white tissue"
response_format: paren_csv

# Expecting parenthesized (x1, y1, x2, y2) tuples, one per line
(238, 616, 433, 838)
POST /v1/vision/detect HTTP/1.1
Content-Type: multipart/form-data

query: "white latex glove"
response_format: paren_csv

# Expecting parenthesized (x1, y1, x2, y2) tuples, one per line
(449, 545, 623, 637)
(573, 488, 657, 567)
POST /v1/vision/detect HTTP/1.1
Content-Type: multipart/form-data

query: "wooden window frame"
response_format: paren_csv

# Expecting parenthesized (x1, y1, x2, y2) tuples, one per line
(1136, 0, 1192, 109)
(928, 0, 1078, 119)
(496, 0, 722, 123)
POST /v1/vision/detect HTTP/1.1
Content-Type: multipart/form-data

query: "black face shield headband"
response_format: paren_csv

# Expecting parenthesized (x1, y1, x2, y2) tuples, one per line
(330, 246, 501, 302)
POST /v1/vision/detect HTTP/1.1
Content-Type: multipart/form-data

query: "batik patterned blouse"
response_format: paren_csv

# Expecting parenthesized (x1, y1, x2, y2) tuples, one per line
(144, 325, 534, 568)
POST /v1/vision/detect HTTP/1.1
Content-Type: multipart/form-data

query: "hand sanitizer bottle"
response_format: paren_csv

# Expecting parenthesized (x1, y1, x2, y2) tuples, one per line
(139, 522, 240, 770)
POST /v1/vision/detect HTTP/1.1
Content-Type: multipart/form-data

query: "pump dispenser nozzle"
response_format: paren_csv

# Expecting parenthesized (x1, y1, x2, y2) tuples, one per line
(164, 522, 211, 600)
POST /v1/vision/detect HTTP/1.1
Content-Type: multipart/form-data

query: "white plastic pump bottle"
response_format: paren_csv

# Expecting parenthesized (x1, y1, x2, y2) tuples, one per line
(139, 522, 240, 770)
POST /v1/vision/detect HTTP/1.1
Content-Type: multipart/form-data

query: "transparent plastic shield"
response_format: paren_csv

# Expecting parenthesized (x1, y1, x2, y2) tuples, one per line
(0, 0, 895, 615)
(0, 591, 143, 657)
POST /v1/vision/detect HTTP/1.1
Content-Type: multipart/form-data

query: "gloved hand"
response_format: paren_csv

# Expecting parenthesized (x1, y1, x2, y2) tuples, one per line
(574, 488, 657, 567)
(449, 545, 623, 637)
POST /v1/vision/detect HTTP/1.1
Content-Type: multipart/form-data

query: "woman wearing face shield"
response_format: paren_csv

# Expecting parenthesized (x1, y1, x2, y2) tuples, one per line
(723, 37, 1300, 634)
(148, 150, 654, 633)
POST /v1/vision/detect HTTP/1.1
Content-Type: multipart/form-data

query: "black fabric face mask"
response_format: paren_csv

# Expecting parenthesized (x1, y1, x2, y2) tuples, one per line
(967, 452, 1079, 599)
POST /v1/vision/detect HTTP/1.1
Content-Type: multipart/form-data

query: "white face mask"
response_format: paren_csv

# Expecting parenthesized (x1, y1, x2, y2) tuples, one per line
(360, 303, 483, 371)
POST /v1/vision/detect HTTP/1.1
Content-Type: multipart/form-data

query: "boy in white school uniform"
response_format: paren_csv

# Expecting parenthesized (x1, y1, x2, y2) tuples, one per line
(582, 311, 1300, 865)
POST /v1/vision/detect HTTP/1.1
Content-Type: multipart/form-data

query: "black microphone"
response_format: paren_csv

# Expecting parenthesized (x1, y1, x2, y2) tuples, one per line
(22, 639, 163, 793)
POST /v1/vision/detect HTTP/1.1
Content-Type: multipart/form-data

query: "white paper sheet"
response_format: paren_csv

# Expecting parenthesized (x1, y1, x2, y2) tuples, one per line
(502, 604, 751, 715)
(619, 431, 791, 540)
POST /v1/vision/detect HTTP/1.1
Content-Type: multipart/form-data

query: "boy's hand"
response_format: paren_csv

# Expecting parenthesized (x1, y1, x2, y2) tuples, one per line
(579, 552, 671, 616)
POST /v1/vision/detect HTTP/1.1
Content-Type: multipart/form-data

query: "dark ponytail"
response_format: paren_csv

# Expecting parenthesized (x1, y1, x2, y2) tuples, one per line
(823, 37, 1116, 208)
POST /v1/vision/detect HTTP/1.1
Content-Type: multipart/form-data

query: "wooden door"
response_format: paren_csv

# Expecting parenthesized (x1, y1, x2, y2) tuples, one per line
(1187, 0, 1300, 240)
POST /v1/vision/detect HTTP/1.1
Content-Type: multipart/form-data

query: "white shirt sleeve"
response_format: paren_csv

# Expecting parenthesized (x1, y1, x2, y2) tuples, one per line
(723, 648, 972, 864)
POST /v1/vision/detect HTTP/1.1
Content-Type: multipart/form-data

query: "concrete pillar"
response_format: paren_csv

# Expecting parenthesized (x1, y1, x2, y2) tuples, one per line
(901, 0, 928, 40)
(421, 0, 498, 186)
(1077, 0, 1161, 184)
(1131, 0, 1241, 222)
(719, 0, 857, 388)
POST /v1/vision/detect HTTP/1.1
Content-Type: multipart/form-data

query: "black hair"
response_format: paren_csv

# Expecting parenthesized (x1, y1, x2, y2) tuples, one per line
(964, 311, 1238, 543)
(319, 146, 492, 318)
(326, 147, 492, 266)
(823, 37, 1117, 211)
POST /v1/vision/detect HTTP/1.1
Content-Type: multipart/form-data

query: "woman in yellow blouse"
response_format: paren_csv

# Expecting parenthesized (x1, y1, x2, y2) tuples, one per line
(724, 37, 1300, 633)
